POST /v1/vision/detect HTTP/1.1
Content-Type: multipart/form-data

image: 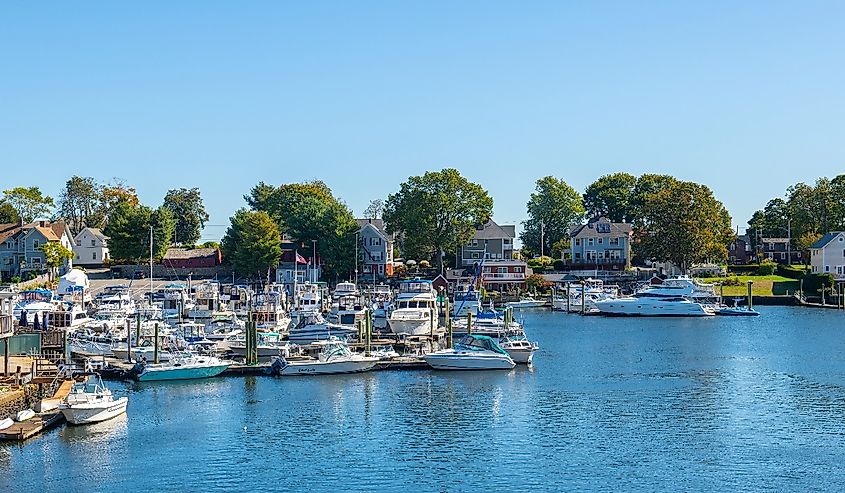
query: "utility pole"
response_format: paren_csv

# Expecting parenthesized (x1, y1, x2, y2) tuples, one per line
(311, 239, 317, 283)
(354, 231, 359, 286)
(787, 218, 792, 265)
(540, 220, 545, 258)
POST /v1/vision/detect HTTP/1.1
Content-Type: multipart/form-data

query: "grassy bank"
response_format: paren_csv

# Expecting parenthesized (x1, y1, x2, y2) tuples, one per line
(698, 275, 800, 296)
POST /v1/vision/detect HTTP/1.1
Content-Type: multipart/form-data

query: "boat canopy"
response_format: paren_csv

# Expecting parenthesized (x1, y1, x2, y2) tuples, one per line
(457, 335, 509, 356)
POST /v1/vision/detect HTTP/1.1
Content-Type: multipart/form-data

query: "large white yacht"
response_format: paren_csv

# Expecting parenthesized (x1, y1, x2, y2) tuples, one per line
(327, 281, 366, 327)
(594, 277, 716, 317)
(187, 282, 222, 321)
(290, 282, 325, 325)
(366, 284, 394, 329)
(252, 291, 291, 332)
(388, 279, 439, 336)
(287, 313, 358, 345)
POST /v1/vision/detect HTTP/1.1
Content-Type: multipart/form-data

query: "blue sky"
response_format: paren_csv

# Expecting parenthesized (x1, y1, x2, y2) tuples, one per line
(2, 1, 843, 243)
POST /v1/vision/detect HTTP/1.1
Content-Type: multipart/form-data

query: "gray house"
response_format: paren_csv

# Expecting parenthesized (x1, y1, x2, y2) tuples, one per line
(0, 221, 74, 281)
(357, 218, 395, 278)
(458, 219, 516, 267)
(567, 217, 632, 270)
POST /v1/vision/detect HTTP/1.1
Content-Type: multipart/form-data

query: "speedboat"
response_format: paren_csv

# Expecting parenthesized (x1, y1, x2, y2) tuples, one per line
(505, 296, 545, 309)
(287, 313, 358, 345)
(59, 373, 128, 425)
(388, 279, 439, 335)
(267, 337, 379, 376)
(499, 335, 539, 364)
(129, 352, 231, 381)
(228, 332, 295, 358)
(423, 335, 515, 370)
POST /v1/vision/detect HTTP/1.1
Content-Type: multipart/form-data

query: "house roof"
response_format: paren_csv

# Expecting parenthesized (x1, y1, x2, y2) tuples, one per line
(810, 232, 844, 249)
(357, 218, 387, 235)
(75, 227, 108, 241)
(163, 247, 219, 260)
(570, 217, 633, 238)
(761, 237, 790, 243)
(472, 219, 514, 240)
(0, 223, 21, 244)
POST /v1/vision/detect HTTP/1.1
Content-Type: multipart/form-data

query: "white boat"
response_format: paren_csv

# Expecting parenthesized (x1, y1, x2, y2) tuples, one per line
(268, 338, 379, 376)
(594, 295, 714, 316)
(59, 373, 128, 425)
(161, 283, 192, 319)
(228, 332, 295, 358)
(505, 296, 546, 309)
(552, 279, 619, 311)
(499, 335, 539, 364)
(452, 284, 482, 317)
(287, 313, 358, 345)
(251, 291, 291, 331)
(290, 282, 326, 325)
(423, 335, 515, 370)
(366, 284, 394, 329)
(0, 417, 13, 430)
(388, 280, 439, 336)
(327, 281, 366, 327)
(187, 282, 222, 321)
(15, 409, 35, 422)
(129, 353, 231, 381)
(717, 305, 760, 316)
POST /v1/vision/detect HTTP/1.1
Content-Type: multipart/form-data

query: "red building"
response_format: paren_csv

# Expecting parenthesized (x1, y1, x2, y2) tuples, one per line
(162, 247, 222, 269)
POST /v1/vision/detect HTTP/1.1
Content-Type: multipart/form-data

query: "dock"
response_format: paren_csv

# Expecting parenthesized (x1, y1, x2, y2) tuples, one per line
(0, 411, 65, 441)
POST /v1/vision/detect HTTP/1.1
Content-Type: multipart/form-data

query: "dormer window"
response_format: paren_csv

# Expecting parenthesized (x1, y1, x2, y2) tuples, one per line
(597, 223, 611, 233)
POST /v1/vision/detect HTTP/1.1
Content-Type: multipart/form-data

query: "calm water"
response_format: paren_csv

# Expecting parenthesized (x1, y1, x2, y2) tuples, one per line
(3, 306, 845, 492)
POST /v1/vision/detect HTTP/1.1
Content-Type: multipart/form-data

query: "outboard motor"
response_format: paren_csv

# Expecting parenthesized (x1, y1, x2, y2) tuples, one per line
(127, 362, 146, 381)
(265, 357, 288, 376)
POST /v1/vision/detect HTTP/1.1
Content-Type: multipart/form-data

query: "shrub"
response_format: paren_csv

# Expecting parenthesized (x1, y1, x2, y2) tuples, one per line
(758, 260, 777, 276)
(552, 259, 565, 271)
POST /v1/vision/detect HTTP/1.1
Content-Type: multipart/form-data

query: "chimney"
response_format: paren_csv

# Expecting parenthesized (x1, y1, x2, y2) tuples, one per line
(39, 220, 46, 227)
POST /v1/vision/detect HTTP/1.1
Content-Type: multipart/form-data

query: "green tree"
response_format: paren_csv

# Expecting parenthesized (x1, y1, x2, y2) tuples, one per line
(40, 242, 74, 278)
(0, 201, 20, 223)
(221, 209, 282, 280)
(363, 199, 385, 219)
(520, 176, 584, 258)
(2, 186, 54, 223)
(634, 180, 733, 271)
(103, 203, 173, 262)
(795, 231, 822, 264)
(150, 206, 176, 260)
(630, 174, 679, 219)
(583, 172, 637, 222)
(384, 168, 493, 271)
(57, 176, 102, 233)
(162, 187, 209, 245)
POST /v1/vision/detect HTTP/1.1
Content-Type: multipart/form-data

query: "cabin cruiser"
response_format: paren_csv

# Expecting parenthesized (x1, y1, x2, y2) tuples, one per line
(13, 289, 58, 323)
(452, 284, 482, 317)
(205, 313, 245, 342)
(389, 280, 439, 336)
(128, 352, 231, 381)
(161, 284, 193, 319)
(227, 331, 295, 358)
(499, 335, 539, 364)
(290, 282, 325, 324)
(59, 372, 128, 425)
(267, 337, 379, 376)
(327, 281, 366, 327)
(366, 284, 394, 329)
(552, 279, 619, 311)
(594, 276, 717, 317)
(221, 284, 252, 318)
(451, 306, 523, 339)
(187, 282, 222, 321)
(287, 313, 358, 345)
(67, 327, 123, 356)
(46, 301, 93, 329)
(423, 335, 515, 370)
(94, 288, 136, 317)
(252, 291, 291, 331)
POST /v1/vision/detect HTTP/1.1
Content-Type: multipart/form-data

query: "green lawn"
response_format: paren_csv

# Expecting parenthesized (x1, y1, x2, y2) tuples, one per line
(698, 275, 800, 296)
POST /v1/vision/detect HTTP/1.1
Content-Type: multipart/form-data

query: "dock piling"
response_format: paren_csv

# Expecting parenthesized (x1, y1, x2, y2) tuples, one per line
(747, 281, 753, 311)
(153, 322, 159, 365)
(467, 311, 473, 335)
(126, 319, 132, 363)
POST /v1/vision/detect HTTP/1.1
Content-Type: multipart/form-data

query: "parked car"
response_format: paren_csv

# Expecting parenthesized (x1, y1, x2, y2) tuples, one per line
(132, 270, 146, 279)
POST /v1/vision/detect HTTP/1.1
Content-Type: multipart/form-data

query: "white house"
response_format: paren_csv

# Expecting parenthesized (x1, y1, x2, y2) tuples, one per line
(73, 227, 110, 267)
(810, 232, 845, 278)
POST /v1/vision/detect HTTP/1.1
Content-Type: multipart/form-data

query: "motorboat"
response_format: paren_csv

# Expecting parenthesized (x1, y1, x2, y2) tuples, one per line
(266, 337, 379, 376)
(505, 296, 546, 309)
(129, 352, 231, 381)
(717, 299, 760, 316)
(290, 282, 326, 325)
(228, 331, 296, 358)
(0, 418, 12, 430)
(59, 373, 128, 425)
(327, 281, 366, 327)
(451, 307, 523, 339)
(187, 282, 222, 321)
(552, 279, 619, 311)
(388, 280, 439, 336)
(221, 284, 252, 318)
(161, 283, 193, 319)
(13, 289, 58, 325)
(423, 335, 515, 370)
(499, 335, 539, 364)
(366, 284, 394, 329)
(452, 284, 482, 317)
(594, 295, 714, 316)
(46, 301, 93, 330)
(286, 313, 358, 345)
(251, 291, 291, 331)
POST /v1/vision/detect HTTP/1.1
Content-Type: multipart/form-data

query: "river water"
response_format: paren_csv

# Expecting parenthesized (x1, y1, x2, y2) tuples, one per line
(3, 306, 845, 492)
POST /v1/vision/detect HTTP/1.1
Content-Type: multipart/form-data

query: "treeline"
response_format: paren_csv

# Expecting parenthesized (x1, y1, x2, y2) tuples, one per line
(748, 175, 845, 254)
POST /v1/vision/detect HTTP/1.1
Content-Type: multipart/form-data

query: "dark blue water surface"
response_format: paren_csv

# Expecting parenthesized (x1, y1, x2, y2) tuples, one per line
(4, 306, 845, 492)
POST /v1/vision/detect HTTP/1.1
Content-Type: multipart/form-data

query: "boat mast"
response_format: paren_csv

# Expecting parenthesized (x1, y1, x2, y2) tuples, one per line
(149, 225, 153, 304)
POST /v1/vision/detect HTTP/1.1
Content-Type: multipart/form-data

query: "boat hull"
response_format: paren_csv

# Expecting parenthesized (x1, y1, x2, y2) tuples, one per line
(388, 318, 434, 336)
(594, 299, 713, 317)
(423, 352, 515, 370)
(503, 348, 535, 364)
(279, 358, 379, 376)
(137, 364, 230, 381)
(60, 397, 128, 425)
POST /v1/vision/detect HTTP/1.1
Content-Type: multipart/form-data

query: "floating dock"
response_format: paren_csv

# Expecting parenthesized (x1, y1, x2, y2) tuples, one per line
(0, 412, 65, 441)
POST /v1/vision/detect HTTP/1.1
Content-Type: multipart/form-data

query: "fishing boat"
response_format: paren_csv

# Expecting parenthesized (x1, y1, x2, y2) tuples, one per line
(287, 313, 358, 345)
(388, 279, 439, 336)
(423, 335, 515, 370)
(59, 373, 128, 425)
(499, 335, 539, 364)
(267, 337, 379, 376)
(129, 352, 231, 381)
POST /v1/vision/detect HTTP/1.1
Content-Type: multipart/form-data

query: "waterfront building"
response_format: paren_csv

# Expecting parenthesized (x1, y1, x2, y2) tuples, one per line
(162, 247, 222, 269)
(759, 237, 801, 264)
(356, 218, 394, 279)
(809, 232, 845, 278)
(566, 216, 632, 271)
(450, 219, 528, 293)
(457, 219, 516, 266)
(0, 221, 74, 281)
(73, 227, 110, 267)
(728, 234, 753, 264)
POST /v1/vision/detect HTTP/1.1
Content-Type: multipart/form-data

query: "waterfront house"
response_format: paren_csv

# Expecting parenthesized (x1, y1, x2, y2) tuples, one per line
(728, 234, 753, 264)
(809, 232, 845, 278)
(759, 237, 801, 264)
(356, 218, 394, 279)
(457, 219, 516, 266)
(162, 247, 222, 269)
(0, 221, 74, 281)
(566, 217, 632, 271)
(73, 227, 110, 267)
(276, 240, 322, 294)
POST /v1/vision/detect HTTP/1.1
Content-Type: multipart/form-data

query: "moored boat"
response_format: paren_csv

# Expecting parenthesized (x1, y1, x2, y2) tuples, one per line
(499, 335, 539, 364)
(59, 373, 128, 425)
(129, 353, 231, 381)
(423, 335, 515, 370)
(267, 338, 379, 376)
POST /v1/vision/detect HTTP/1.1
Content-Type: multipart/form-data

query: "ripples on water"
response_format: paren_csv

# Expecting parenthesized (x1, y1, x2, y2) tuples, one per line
(3, 307, 845, 492)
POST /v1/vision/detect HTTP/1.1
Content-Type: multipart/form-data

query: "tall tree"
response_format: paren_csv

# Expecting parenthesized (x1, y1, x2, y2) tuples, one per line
(162, 187, 209, 245)
(635, 180, 733, 270)
(384, 168, 493, 271)
(221, 210, 282, 280)
(520, 176, 584, 258)
(0, 201, 20, 223)
(2, 187, 54, 223)
(103, 203, 174, 261)
(629, 174, 679, 219)
(246, 180, 357, 280)
(583, 172, 637, 222)
(57, 176, 102, 233)
(363, 199, 385, 219)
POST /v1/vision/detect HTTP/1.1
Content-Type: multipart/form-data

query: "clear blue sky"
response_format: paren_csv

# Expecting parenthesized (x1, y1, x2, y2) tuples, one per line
(2, 1, 843, 243)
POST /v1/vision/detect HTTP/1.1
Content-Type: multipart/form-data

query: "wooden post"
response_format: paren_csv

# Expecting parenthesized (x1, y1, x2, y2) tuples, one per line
(126, 319, 132, 363)
(747, 281, 753, 311)
(581, 284, 586, 315)
(366, 309, 372, 357)
(565, 283, 570, 312)
(136, 312, 141, 344)
(3, 339, 8, 377)
(153, 322, 160, 365)
(467, 311, 473, 335)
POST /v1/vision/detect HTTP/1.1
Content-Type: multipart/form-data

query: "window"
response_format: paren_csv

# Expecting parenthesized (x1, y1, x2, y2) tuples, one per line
(730, 243, 736, 251)
(598, 238, 603, 244)
(812, 266, 817, 272)
(92, 252, 97, 260)
(575, 238, 581, 246)
(33, 240, 40, 249)
(609, 238, 620, 245)
(504, 239, 511, 244)
(597, 223, 611, 233)
(514, 267, 522, 273)
(497, 267, 507, 273)
(575, 253, 581, 259)
(471, 240, 478, 247)
(76, 240, 81, 247)
(587, 238, 594, 246)
(586, 250, 596, 259)
(90, 239, 95, 246)
(31, 256, 41, 265)
(484, 253, 490, 259)
(780, 252, 786, 260)
(471, 252, 479, 259)
(597, 252, 604, 259)
(825, 265, 830, 272)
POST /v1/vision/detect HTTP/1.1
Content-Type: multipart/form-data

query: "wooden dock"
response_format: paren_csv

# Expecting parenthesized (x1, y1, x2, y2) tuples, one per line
(0, 412, 65, 441)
